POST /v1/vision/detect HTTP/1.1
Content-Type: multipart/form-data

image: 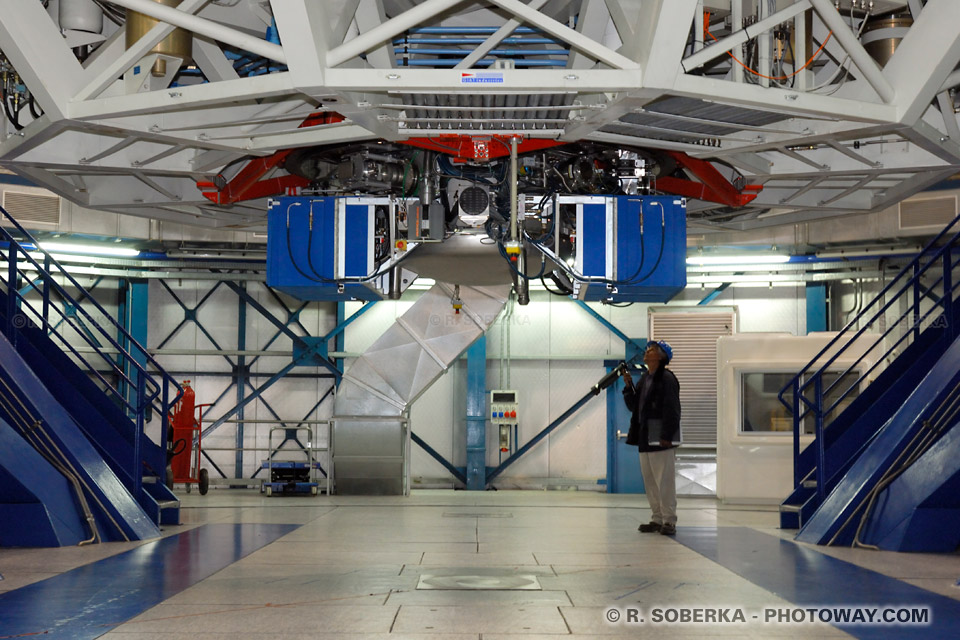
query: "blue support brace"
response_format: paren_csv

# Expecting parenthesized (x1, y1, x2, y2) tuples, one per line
(806, 283, 828, 333)
(574, 300, 645, 355)
(699, 283, 731, 305)
(465, 336, 487, 490)
(235, 285, 247, 479)
(411, 432, 467, 485)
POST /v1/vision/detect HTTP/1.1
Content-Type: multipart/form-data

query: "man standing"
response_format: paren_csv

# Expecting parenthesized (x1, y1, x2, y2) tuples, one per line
(622, 340, 681, 535)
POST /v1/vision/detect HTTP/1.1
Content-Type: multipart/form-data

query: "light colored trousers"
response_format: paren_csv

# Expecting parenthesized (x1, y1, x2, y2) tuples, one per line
(639, 448, 677, 525)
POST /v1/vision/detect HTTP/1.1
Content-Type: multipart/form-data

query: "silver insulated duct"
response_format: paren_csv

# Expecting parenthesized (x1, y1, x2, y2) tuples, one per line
(333, 283, 510, 494)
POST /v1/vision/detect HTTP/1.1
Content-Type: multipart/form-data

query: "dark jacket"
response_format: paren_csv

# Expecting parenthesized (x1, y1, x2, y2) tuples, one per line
(623, 366, 681, 452)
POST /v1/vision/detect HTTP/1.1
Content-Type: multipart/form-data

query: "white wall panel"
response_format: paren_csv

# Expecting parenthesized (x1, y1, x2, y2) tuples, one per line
(548, 299, 612, 357)
(546, 361, 607, 479)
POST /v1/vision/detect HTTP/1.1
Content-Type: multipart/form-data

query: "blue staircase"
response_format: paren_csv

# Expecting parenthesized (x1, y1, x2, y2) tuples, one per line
(779, 213, 960, 551)
(0, 205, 182, 546)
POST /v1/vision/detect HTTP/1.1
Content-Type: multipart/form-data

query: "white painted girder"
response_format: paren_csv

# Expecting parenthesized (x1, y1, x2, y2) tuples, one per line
(0, 0, 954, 232)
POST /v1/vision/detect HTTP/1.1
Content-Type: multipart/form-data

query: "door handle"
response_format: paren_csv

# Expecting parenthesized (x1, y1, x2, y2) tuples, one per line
(616, 429, 628, 440)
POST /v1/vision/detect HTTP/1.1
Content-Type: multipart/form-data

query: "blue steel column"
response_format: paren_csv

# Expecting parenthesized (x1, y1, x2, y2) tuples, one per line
(123, 279, 152, 474)
(465, 336, 487, 490)
(806, 283, 827, 333)
(335, 302, 345, 376)
(125, 280, 149, 414)
(235, 285, 247, 479)
(117, 278, 129, 407)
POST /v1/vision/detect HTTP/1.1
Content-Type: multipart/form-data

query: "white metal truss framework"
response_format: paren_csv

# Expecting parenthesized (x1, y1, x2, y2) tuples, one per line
(0, 0, 958, 232)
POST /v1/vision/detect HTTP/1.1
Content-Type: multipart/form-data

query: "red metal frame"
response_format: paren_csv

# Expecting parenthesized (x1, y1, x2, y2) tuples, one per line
(197, 112, 345, 205)
(656, 150, 762, 207)
(197, 119, 760, 209)
(400, 135, 565, 162)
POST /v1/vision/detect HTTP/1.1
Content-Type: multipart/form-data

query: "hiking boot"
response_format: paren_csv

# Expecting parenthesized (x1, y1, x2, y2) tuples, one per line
(638, 521, 661, 533)
(660, 523, 676, 536)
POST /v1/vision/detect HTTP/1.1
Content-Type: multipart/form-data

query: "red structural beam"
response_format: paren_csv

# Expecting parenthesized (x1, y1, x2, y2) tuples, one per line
(198, 112, 344, 205)
(400, 135, 565, 162)
(657, 151, 762, 208)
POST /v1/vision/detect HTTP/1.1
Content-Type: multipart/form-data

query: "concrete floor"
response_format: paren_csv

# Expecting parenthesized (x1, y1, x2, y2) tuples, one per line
(1, 490, 958, 639)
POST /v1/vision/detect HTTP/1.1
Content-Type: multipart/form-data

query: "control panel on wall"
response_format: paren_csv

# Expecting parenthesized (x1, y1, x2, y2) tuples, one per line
(490, 390, 518, 424)
(490, 390, 518, 454)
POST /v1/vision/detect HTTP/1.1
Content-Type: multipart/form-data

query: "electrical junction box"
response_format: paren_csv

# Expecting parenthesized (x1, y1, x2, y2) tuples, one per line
(573, 195, 686, 303)
(490, 390, 518, 424)
(266, 196, 382, 301)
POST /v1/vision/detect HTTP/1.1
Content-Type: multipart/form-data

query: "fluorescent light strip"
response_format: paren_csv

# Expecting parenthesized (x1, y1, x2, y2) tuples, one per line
(39, 242, 141, 257)
(686, 255, 790, 266)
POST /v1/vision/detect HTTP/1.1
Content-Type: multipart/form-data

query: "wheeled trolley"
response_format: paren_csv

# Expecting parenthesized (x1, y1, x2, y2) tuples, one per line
(168, 381, 213, 495)
(260, 426, 326, 496)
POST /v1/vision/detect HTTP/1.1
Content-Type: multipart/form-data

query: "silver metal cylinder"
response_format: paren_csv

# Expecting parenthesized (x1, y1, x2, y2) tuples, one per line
(515, 247, 529, 305)
(388, 266, 403, 300)
(510, 136, 518, 242)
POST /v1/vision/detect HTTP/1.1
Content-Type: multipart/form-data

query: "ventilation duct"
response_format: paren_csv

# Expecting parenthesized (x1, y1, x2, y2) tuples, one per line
(1, 191, 61, 227)
(899, 196, 957, 231)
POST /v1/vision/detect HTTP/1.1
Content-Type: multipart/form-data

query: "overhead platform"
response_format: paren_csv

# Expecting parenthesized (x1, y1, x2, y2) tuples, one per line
(0, 1, 956, 232)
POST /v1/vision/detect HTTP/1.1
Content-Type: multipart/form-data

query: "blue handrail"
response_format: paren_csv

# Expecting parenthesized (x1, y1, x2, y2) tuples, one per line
(779, 212, 960, 499)
(0, 204, 182, 486)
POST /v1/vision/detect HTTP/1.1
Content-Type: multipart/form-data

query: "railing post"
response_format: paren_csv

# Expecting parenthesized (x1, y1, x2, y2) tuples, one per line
(161, 380, 171, 481)
(814, 374, 825, 502)
(792, 378, 801, 488)
(944, 252, 955, 339)
(42, 255, 51, 334)
(912, 262, 921, 343)
(134, 374, 145, 497)
(6, 248, 17, 339)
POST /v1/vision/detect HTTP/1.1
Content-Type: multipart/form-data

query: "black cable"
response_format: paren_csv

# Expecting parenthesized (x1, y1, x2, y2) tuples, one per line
(540, 275, 570, 296)
(285, 203, 335, 284)
(169, 438, 187, 458)
(28, 95, 42, 120)
(629, 206, 667, 285)
(617, 205, 647, 283)
(4, 96, 23, 131)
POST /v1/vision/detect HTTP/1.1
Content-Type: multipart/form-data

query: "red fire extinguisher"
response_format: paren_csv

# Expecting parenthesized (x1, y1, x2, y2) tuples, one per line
(170, 381, 196, 481)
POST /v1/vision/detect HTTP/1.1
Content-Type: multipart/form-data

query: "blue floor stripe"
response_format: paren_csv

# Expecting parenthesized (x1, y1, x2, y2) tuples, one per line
(0, 523, 298, 639)
(675, 527, 960, 639)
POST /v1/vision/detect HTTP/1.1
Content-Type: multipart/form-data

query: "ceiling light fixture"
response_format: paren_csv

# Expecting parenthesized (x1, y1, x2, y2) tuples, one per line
(686, 255, 791, 266)
(39, 242, 141, 257)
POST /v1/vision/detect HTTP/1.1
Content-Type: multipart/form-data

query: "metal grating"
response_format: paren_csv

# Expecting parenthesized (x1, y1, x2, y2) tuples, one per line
(1, 191, 61, 226)
(417, 573, 540, 590)
(650, 311, 736, 446)
(397, 92, 573, 131)
(899, 196, 957, 230)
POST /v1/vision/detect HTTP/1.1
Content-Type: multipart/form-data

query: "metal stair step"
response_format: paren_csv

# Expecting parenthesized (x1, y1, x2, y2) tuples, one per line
(779, 504, 802, 513)
(157, 500, 179, 509)
(803, 480, 817, 488)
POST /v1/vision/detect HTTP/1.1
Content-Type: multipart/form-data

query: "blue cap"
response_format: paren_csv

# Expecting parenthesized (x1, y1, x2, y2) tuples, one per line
(653, 340, 673, 364)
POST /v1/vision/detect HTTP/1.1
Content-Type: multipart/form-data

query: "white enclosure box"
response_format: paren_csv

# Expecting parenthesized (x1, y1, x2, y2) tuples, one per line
(716, 333, 884, 504)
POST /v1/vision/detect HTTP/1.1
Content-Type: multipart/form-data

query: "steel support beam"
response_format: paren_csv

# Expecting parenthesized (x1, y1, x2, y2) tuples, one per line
(411, 432, 467, 486)
(235, 284, 247, 479)
(327, 0, 466, 67)
(809, 0, 895, 104)
(104, 0, 287, 64)
(465, 336, 487, 490)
